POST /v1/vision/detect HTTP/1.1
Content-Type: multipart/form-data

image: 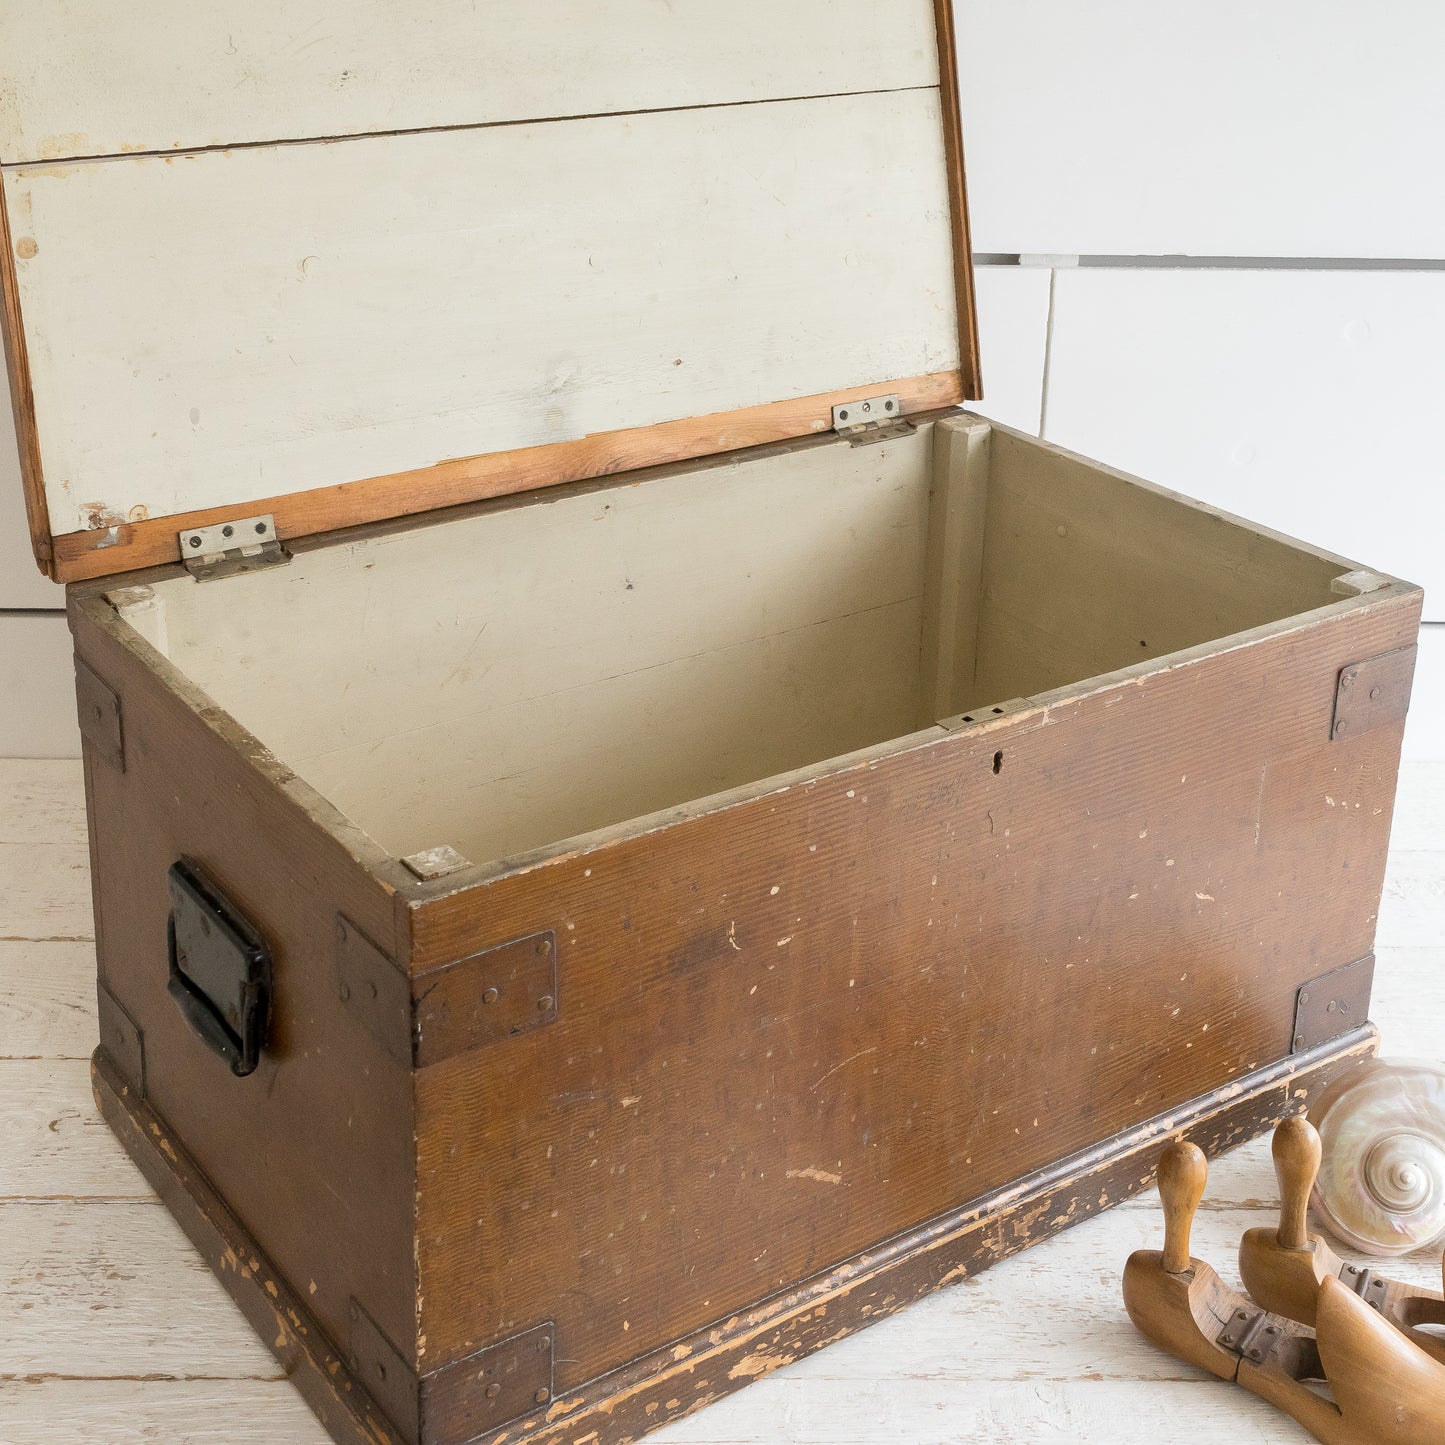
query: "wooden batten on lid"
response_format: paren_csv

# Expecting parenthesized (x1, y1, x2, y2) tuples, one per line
(0, 0, 981, 585)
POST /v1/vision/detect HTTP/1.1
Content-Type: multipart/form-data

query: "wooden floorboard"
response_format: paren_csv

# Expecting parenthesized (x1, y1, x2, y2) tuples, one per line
(0, 758, 1439, 1443)
(0, 940, 96, 1058)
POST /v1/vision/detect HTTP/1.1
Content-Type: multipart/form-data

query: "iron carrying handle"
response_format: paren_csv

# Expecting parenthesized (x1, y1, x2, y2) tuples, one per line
(165, 859, 271, 1078)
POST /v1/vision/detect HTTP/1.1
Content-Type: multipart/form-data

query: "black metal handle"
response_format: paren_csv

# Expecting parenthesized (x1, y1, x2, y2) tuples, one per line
(166, 860, 271, 1078)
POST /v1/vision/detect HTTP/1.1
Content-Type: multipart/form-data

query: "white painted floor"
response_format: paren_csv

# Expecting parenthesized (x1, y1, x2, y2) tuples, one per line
(1, 758, 1441, 1444)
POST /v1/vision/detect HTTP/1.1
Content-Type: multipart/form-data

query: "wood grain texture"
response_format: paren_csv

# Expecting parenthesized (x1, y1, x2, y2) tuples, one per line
(90, 1051, 405, 1445)
(0, 940, 95, 1057)
(1127, 1232, 1445, 1443)
(69, 594, 419, 1381)
(136, 418, 1373, 872)
(0, 174, 50, 574)
(46, 373, 963, 585)
(0, 1059, 149, 1199)
(404, 588, 1418, 1386)
(54, 409, 1423, 1441)
(0, 1381, 320, 1444)
(0, 1193, 279, 1381)
(0, 758, 84, 844)
(0, 1378, 1326, 1445)
(0, 839, 91, 942)
(931, 0, 982, 401)
(91, 1029, 1375, 1445)
(0, 1, 943, 163)
(8, 84, 963, 566)
(4, 760, 1444, 1443)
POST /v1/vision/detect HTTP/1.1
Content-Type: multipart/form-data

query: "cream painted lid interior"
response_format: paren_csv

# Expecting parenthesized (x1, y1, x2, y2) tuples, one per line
(0, 1, 979, 582)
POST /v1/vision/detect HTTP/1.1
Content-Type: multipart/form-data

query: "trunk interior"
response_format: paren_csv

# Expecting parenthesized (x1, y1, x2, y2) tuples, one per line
(108, 415, 1352, 867)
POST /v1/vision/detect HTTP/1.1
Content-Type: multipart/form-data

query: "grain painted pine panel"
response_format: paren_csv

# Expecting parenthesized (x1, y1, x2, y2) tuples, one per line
(0, 616, 81, 760)
(8, 89, 959, 537)
(956, 0, 1445, 258)
(0, 940, 96, 1058)
(0, 763, 1438, 1441)
(1043, 269, 1445, 620)
(0, 1, 941, 164)
(971, 264, 1049, 435)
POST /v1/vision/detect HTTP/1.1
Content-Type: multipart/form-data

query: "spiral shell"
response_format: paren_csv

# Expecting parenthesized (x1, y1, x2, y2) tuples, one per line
(1309, 1059, 1445, 1257)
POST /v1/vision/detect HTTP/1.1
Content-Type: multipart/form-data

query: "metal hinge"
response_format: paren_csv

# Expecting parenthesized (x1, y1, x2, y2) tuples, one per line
(832, 394, 914, 446)
(179, 514, 288, 581)
(1339, 1263, 1389, 1311)
(1216, 1306, 1284, 1364)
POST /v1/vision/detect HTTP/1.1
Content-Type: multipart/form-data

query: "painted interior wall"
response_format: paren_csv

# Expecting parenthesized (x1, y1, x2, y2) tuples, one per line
(1, 1, 1440, 760)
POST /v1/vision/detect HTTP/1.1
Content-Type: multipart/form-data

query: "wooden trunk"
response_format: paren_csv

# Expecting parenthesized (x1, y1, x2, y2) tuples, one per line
(1, 6, 1421, 1444)
(72, 413, 1416, 1445)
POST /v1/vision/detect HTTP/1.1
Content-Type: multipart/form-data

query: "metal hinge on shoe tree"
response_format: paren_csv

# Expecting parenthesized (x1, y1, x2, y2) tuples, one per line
(1216, 1306, 1285, 1364)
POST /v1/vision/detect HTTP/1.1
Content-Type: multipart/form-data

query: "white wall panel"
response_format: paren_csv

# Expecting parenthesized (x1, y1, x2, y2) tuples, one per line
(0, 615, 79, 758)
(957, 1, 1445, 258)
(1043, 267, 1445, 618)
(971, 264, 1050, 434)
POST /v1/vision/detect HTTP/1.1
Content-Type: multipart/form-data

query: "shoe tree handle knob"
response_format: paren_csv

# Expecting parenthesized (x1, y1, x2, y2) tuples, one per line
(1273, 1115, 1322, 1251)
(1159, 1140, 1208, 1274)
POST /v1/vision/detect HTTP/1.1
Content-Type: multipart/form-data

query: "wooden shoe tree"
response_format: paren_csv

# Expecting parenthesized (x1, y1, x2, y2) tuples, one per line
(1239, 1115, 1445, 1363)
(1123, 1140, 1445, 1444)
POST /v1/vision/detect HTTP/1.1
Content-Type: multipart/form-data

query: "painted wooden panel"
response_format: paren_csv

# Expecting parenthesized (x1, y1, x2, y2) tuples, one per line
(157, 432, 939, 862)
(0, 760, 1440, 1441)
(0, 614, 80, 760)
(0, 1, 941, 164)
(1043, 268, 1445, 620)
(956, 0, 1445, 258)
(0, 393, 61, 605)
(971, 264, 1049, 434)
(7, 88, 959, 539)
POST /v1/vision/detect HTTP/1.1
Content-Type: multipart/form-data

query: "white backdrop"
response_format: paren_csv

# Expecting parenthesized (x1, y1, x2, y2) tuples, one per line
(2, 1, 1441, 756)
